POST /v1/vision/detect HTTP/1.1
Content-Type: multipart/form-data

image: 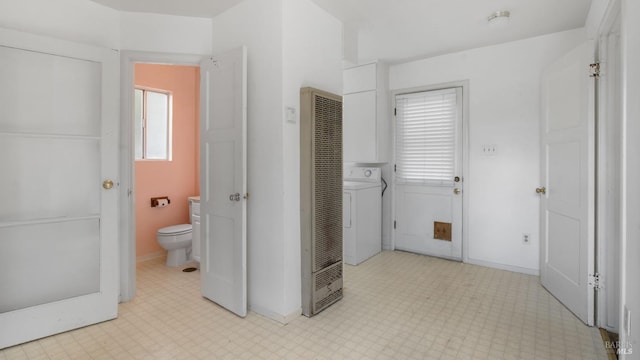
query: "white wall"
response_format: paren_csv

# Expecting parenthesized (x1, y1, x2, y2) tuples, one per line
(0, 0, 120, 48)
(281, 0, 343, 315)
(119, 12, 212, 54)
(210, 0, 342, 321)
(621, 0, 640, 357)
(389, 29, 585, 274)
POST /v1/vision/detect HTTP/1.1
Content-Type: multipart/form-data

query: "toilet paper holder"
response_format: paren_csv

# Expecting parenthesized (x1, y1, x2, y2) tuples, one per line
(151, 196, 171, 207)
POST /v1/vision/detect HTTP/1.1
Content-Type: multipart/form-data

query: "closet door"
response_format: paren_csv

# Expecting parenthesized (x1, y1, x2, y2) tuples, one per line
(0, 29, 119, 348)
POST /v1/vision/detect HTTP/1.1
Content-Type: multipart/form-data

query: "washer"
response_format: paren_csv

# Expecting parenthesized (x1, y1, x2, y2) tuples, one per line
(343, 167, 382, 265)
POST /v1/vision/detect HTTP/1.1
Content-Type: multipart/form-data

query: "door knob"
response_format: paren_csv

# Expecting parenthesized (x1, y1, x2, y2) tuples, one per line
(229, 193, 241, 202)
(536, 187, 546, 195)
(453, 188, 461, 195)
(103, 180, 114, 190)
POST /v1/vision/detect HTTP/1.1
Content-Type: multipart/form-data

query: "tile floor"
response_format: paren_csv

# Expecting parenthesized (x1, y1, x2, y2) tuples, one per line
(1, 251, 607, 359)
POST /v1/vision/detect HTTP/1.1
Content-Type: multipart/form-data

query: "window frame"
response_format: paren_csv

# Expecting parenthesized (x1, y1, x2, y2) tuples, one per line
(134, 86, 173, 161)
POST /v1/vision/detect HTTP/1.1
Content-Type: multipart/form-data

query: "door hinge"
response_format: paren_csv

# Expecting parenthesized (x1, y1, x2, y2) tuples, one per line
(588, 273, 602, 290)
(394, 164, 397, 173)
(394, 108, 397, 116)
(394, 220, 396, 229)
(589, 63, 600, 78)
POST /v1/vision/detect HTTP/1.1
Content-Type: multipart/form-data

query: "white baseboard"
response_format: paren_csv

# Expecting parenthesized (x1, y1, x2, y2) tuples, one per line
(136, 251, 166, 263)
(249, 305, 301, 325)
(465, 257, 539, 276)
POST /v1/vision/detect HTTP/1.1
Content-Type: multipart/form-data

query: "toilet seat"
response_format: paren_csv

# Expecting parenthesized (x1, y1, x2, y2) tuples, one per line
(158, 224, 192, 236)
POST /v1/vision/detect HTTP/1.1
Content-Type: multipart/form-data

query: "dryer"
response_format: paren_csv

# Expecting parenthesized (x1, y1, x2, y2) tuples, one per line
(343, 167, 382, 265)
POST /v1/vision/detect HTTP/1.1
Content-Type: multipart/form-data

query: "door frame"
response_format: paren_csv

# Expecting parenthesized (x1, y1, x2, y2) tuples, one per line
(119, 51, 204, 302)
(595, 0, 622, 332)
(390, 80, 470, 261)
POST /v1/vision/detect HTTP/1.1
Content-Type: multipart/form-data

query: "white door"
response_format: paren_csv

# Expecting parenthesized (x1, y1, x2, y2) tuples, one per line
(540, 42, 595, 325)
(0, 29, 119, 348)
(199, 47, 247, 317)
(394, 87, 463, 260)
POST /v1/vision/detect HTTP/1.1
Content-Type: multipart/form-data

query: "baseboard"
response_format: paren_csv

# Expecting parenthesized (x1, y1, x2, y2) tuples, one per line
(465, 257, 539, 276)
(136, 251, 166, 263)
(249, 305, 301, 325)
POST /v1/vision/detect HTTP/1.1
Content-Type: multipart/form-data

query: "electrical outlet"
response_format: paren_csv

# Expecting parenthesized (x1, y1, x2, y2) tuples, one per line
(482, 144, 497, 156)
(522, 233, 531, 244)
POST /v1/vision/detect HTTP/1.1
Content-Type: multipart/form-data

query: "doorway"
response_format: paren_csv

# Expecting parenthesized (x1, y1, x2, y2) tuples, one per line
(119, 52, 204, 302)
(132, 63, 200, 266)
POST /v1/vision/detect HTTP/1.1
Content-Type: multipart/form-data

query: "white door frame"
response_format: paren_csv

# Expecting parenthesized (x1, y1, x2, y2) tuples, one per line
(390, 80, 470, 261)
(119, 51, 204, 302)
(595, 0, 622, 332)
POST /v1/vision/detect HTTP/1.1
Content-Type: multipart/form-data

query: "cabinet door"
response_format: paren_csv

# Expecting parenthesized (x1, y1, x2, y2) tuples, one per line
(344, 63, 376, 94)
(344, 91, 377, 162)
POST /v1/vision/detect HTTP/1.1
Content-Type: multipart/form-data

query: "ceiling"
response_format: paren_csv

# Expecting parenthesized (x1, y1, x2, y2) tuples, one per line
(91, 0, 592, 63)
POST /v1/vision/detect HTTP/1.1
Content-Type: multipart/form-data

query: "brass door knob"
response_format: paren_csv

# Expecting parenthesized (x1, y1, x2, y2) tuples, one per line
(536, 187, 546, 194)
(103, 180, 114, 190)
(453, 188, 461, 195)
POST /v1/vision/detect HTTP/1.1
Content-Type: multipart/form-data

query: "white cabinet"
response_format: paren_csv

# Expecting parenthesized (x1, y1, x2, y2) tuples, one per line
(189, 197, 201, 263)
(343, 62, 389, 163)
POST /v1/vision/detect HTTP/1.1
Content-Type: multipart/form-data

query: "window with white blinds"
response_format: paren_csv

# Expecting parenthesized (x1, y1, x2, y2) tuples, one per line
(395, 88, 460, 184)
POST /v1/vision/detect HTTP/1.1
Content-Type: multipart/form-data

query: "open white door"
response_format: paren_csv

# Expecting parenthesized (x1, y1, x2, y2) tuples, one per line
(540, 42, 595, 325)
(200, 47, 247, 317)
(0, 29, 119, 348)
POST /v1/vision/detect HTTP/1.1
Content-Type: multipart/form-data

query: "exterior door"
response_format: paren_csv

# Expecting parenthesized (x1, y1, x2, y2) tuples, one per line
(0, 29, 119, 348)
(199, 47, 247, 317)
(394, 87, 463, 260)
(540, 42, 595, 325)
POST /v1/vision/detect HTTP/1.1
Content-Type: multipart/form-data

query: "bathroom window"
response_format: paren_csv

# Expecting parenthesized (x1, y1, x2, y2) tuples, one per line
(134, 88, 172, 160)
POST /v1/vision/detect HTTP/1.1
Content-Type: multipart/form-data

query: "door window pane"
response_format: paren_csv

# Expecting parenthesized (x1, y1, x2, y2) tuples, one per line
(134, 88, 171, 160)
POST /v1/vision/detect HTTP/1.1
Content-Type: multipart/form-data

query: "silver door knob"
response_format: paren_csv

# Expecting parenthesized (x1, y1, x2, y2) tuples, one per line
(229, 193, 241, 201)
(453, 188, 461, 195)
(536, 187, 546, 195)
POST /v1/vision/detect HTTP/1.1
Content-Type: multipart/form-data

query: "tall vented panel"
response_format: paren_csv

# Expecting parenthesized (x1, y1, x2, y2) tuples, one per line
(300, 87, 343, 317)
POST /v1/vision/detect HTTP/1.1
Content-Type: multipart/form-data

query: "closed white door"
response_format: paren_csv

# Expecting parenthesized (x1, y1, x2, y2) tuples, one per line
(0, 29, 119, 348)
(394, 87, 463, 260)
(199, 47, 247, 317)
(540, 42, 595, 325)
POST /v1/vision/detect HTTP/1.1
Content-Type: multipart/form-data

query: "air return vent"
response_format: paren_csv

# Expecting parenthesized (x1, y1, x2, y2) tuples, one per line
(300, 87, 343, 317)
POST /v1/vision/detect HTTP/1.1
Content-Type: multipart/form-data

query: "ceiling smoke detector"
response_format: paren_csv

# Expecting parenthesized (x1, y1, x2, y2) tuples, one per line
(488, 10, 511, 28)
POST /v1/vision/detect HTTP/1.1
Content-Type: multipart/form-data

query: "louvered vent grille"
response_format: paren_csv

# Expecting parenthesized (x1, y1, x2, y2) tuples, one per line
(313, 261, 343, 313)
(300, 87, 343, 317)
(313, 94, 343, 271)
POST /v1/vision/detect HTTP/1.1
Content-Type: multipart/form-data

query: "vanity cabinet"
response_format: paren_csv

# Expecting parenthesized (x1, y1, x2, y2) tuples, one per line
(343, 62, 389, 163)
(189, 197, 201, 263)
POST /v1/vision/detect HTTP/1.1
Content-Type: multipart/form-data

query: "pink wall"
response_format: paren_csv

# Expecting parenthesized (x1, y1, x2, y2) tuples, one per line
(135, 63, 200, 259)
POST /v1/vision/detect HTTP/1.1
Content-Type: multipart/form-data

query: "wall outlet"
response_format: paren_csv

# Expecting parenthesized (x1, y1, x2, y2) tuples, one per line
(482, 144, 497, 156)
(522, 233, 531, 244)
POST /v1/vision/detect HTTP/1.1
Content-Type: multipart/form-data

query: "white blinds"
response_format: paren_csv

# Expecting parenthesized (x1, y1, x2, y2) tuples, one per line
(395, 88, 458, 184)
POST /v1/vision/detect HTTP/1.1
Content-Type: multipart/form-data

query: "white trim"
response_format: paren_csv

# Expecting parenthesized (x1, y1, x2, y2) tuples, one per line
(390, 80, 470, 262)
(465, 258, 539, 276)
(595, 0, 622, 333)
(136, 251, 166, 263)
(249, 305, 301, 325)
(119, 50, 204, 303)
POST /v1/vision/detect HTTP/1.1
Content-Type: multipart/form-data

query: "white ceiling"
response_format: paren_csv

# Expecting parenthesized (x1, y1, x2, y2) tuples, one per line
(91, 0, 592, 63)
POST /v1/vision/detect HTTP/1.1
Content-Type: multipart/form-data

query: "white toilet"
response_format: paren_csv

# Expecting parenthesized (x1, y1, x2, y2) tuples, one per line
(157, 224, 193, 267)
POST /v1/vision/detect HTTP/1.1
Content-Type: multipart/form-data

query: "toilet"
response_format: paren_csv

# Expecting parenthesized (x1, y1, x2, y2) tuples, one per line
(157, 224, 193, 267)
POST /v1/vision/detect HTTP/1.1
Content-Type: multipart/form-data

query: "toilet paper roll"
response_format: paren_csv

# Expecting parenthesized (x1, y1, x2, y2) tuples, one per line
(157, 199, 169, 207)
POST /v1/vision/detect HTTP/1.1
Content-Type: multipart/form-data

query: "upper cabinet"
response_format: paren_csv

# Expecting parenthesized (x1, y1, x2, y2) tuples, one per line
(343, 62, 389, 163)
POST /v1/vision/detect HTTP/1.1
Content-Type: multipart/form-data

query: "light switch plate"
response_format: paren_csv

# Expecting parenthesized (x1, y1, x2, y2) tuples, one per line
(286, 106, 296, 124)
